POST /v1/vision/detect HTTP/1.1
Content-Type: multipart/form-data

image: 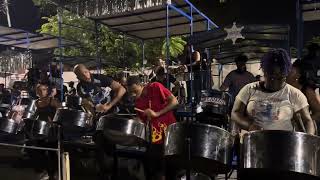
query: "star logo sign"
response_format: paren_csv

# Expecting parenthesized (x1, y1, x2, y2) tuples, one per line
(224, 22, 245, 44)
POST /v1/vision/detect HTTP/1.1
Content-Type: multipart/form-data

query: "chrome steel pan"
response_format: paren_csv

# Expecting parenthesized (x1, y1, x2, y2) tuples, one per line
(53, 108, 93, 131)
(241, 130, 320, 180)
(101, 114, 146, 146)
(23, 99, 37, 118)
(23, 118, 50, 139)
(0, 117, 19, 134)
(164, 122, 234, 175)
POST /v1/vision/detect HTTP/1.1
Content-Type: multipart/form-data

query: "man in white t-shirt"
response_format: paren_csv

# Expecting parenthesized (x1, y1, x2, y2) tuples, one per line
(232, 49, 315, 134)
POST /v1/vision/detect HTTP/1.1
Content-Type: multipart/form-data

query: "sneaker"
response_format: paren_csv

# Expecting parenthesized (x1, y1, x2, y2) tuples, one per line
(38, 171, 49, 180)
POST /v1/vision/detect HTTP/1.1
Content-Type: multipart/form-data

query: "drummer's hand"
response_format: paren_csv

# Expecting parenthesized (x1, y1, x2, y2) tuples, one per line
(248, 123, 263, 131)
(96, 103, 112, 113)
(144, 109, 160, 119)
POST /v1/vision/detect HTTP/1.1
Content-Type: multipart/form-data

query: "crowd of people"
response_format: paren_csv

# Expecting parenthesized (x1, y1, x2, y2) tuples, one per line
(0, 45, 319, 180)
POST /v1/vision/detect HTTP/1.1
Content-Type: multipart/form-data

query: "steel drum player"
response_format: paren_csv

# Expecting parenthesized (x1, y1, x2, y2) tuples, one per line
(127, 76, 178, 180)
(231, 49, 315, 137)
(28, 82, 62, 180)
(73, 64, 126, 180)
(286, 44, 320, 132)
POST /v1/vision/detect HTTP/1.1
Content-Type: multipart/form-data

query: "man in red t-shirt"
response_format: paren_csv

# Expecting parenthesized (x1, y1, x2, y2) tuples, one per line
(127, 76, 178, 180)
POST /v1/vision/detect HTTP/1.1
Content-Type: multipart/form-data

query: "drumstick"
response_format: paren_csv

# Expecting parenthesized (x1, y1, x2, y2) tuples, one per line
(148, 100, 152, 121)
(134, 107, 144, 113)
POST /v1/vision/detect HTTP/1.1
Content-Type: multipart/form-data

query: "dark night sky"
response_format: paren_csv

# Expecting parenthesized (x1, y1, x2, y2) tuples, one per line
(0, 0, 41, 32)
(0, 0, 319, 46)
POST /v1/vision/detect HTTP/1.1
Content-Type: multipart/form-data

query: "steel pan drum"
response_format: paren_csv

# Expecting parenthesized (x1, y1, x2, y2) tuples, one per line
(53, 108, 93, 131)
(164, 122, 234, 175)
(23, 118, 51, 139)
(0, 118, 19, 134)
(101, 114, 146, 146)
(241, 130, 320, 180)
(0, 104, 10, 117)
(23, 99, 37, 118)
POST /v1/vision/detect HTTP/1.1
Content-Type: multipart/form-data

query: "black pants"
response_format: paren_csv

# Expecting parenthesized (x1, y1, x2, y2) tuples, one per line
(26, 140, 57, 179)
(93, 131, 115, 180)
(144, 144, 176, 180)
(186, 73, 202, 104)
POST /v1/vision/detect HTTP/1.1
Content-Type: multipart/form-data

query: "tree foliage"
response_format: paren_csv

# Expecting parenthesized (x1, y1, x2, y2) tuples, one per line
(162, 37, 187, 58)
(37, 4, 186, 71)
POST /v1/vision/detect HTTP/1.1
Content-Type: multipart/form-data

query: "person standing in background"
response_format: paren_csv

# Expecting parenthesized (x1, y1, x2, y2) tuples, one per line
(220, 54, 255, 105)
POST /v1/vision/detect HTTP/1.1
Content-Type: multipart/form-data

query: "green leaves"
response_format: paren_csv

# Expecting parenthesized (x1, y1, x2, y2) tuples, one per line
(38, 9, 186, 72)
(162, 36, 187, 58)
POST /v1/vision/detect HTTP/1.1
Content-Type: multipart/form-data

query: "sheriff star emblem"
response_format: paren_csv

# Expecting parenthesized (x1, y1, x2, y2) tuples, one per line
(224, 22, 245, 44)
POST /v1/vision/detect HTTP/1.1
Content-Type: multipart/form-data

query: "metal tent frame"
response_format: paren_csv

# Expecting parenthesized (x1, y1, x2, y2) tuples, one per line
(0, 25, 78, 50)
(188, 23, 290, 88)
(50, 0, 219, 104)
(45, 1, 219, 179)
(48, 1, 219, 180)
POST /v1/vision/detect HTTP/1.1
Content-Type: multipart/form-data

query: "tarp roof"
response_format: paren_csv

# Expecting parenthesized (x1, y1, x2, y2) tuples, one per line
(301, 0, 320, 22)
(189, 24, 290, 64)
(91, 0, 217, 40)
(0, 25, 78, 50)
(32, 51, 114, 70)
(50, 0, 217, 40)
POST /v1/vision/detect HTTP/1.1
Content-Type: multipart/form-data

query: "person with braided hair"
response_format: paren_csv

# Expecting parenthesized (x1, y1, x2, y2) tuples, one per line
(231, 49, 315, 135)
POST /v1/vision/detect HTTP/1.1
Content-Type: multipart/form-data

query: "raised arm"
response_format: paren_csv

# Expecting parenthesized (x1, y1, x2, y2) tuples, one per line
(108, 80, 126, 108)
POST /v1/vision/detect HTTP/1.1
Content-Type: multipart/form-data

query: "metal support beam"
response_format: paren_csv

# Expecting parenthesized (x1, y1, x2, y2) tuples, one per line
(296, 0, 303, 58)
(168, 4, 192, 20)
(95, 20, 102, 74)
(166, 4, 170, 88)
(58, 7, 64, 113)
(142, 40, 145, 69)
(183, 0, 218, 28)
(4, 0, 11, 27)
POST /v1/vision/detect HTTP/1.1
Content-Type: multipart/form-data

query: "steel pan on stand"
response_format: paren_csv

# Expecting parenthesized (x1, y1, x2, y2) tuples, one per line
(53, 107, 93, 141)
(0, 117, 19, 134)
(241, 130, 320, 180)
(0, 103, 10, 117)
(164, 122, 234, 176)
(53, 107, 93, 133)
(23, 118, 54, 139)
(99, 114, 147, 146)
(23, 99, 37, 118)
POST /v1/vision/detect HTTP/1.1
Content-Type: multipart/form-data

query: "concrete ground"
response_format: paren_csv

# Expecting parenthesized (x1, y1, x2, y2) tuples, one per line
(0, 143, 239, 180)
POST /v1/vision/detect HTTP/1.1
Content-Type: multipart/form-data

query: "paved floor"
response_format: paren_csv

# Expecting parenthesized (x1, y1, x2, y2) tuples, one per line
(0, 144, 239, 180)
